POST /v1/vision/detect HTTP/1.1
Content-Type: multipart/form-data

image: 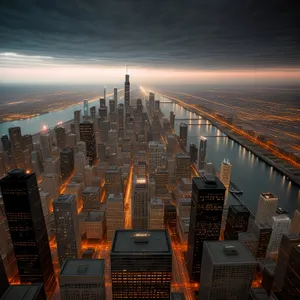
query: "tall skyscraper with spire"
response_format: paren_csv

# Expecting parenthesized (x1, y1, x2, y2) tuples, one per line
(124, 71, 130, 111)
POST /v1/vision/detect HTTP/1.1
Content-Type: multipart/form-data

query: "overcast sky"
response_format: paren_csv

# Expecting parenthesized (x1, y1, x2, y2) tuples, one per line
(0, 0, 299, 84)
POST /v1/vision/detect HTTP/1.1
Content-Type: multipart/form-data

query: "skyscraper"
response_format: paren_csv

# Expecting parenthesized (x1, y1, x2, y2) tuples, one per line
(0, 169, 56, 295)
(176, 153, 191, 179)
(170, 111, 175, 131)
(189, 143, 198, 163)
(114, 87, 118, 107)
(220, 159, 232, 188)
(99, 97, 106, 108)
(83, 99, 89, 116)
(224, 205, 250, 240)
(187, 175, 226, 282)
(1, 284, 46, 300)
(199, 241, 257, 300)
(53, 194, 81, 266)
(60, 147, 74, 180)
(117, 103, 125, 138)
(273, 234, 300, 290)
(124, 73, 130, 111)
(40, 132, 52, 161)
(290, 209, 300, 235)
(149, 197, 164, 229)
(109, 99, 116, 113)
(179, 123, 188, 145)
(79, 121, 96, 166)
(255, 193, 278, 227)
(105, 166, 123, 194)
(132, 176, 149, 229)
(147, 141, 165, 174)
(59, 259, 105, 300)
(111, 229, 172, 299)
(252, 222, 272, 259)
(0, 255, 9, 298)
(198, 136, 207, 170)
(55, 125, 66, 150)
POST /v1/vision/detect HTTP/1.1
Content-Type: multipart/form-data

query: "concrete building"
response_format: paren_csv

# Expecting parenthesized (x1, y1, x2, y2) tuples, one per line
(147, 141, 165, 174)
(53, 194, 81, 266)
(290, 209, 300, 235)
(82, 187, 101, 210)
(132, 176, 149, 229)
(83, 99, 89, 116)
(149, 197, 164, 229)
(155, 168, 169, 195)
(98, 119, 109, 143)
(114, 87, 118, 107)
(238, 232, 258, 257)
(267, 215, 291, 254)
(179, 123, 188, 145)
(55, 126, 66, 150)
(0, 284, 46, 300)
(220, 159, 232, 189)
(177, 217, 190, 245)
(106, 194, 124, 241)
(198, 136, 207, 170)
(189, 143, 198, 163)
(59, 259, 105, 300)
(105, 165, 123, 194)
(84, 211, 106, 240)
(79, 121, 96, 166)
(0, 255, 9, 298)
(252, 222, 272, 259)
(60, 147, 74, 180)
(199, 241, 257, 300)
(187, 175, 226, 282)
(40, 133, 52, 160)
(176, 153, 191, 179)
(111, 229, 172, 299)
(255, 193, 278, 227)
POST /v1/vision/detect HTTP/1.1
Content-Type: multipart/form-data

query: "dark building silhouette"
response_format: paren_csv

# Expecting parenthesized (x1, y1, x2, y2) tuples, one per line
(60, 147, 74, 180)
(55, 126, 66, 150)
(0, 169, 56, 295)
(0, 284, 46, 300)
(252, 222, 272, 259)
(124, 74, 130, 111)
(189, 143, 198, 163)
(0, 255, 9, 297)
(224, 205, 250, 240)
(79, 121, 96, 166)
(187, 175, 226, 282)
(111, 229, 172, 299)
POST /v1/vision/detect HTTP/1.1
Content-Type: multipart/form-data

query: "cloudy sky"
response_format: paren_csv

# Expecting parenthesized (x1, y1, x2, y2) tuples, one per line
(0, 0, 299, 84)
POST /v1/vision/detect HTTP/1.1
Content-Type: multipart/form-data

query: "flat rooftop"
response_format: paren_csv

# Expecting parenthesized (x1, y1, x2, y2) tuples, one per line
(193, 176, 226, 191)
(205, 240, 257, 265)
(83, 187, 100, 194)
(54, 194, 75, 204)
(261, 192, 278, 200)
(230, 205, 250, 214)
(60, 259, 105, 276)
(107, 193, 123, 202)
(85, 211, 104, 222)
(1, 284, 44, 300)
(111, 230, 171, 254)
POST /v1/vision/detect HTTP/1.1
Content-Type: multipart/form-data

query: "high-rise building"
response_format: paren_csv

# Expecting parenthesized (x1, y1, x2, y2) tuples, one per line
(90, 106, 96, 120)
(82, 187, 101, 210)
(105, 166, 123, 194)
(154, 100, 160, 111)
(117, 104, 125, 138)
(255, 193, 278, 227)
(98, 119, 109, 143)
(199, 241, 257, 300)
(169, 111, 175, 131)
(179, 123, 188, 145)
(114, 87, 118, 107)
(103, 86, 106, 103)
(176, 153, 191, 179)
(149, 92, 155, 110)
(224, 205, 250, 240)
(40, 132, 52, 160)
(109, 99, 116, 113)
(59, 259, 105, 300)
(220, 159, 232, 189)
(267, 215, 291, 254)
(198, 136, 207, 170)
(60, 147, 74, 180)
(0, 255, 9, 298)
(149, 197, 164, 229)
(1, 134, 11, 153)
(111, 229, 172, 299)
(238, 232, 258, 257)
(106, 193, 124, 241)
(147, 141, 165, 174)
(55, 126, 66, 149)
(74, 110, 81, 142)
(79, 121, 96, 166)
(98, 106, 107, 118)
(53, 194, 81, 266)
(0, 169, 56, 294)
(290, 209, 300, 235)
(189, 143, 198, 163)
(83, 99, 89, 116)
(273, 234, 300, 291)
(124, 73, 130, 111)
(154, 168, 169, 195)
(1, 284, 46, 300)
(132, 176, 149, 229)
(22, 134, 33, 152)
(252, 222, 272, 259)
(187, 175, 226, 282)
(282, 244, 300, 299)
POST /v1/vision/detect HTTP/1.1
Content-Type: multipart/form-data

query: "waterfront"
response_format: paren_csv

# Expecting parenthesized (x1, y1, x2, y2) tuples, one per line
(158, 98, 300, 217)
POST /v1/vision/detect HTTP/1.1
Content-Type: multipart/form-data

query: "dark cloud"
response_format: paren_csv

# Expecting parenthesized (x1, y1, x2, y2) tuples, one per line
(0, 0, 299, 69)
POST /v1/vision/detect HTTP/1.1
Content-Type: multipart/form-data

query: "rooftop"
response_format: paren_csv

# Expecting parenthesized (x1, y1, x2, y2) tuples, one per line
(85, 211, 105, 222)
(261, 192, 278, 200)
(1, 284, 44, 300)
(193, 176, 226, 191)
(171, 292, 186, 300)
(107, 193, 123, 202)
(60, 259, 105, 276)
(205, 240, 257, 265)
(83, 187, 101, 194)
(150, 197, 163, 206)
(54, 194, 75, 204)
(111, 229, 171, 254)
(230, 205, 250, 214)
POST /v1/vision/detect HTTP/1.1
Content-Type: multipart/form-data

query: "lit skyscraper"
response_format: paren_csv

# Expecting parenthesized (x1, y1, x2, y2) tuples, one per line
(132, 176, 149, 229)
(0, 169, 56, 295)
(83, 99, 89, 116)
(220, 159, 232, 189)
(255, 193, 278, 227)
(187, 175, 226, 282)
(199, 241, 257, 300)
(198, 136, 207, 170)
(124, 73, 130, 111)
(60, 147, 74, 180)
(53, 194, 81, 266)
(111, 229, 172, 299)
(79, 121, 96, 166)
